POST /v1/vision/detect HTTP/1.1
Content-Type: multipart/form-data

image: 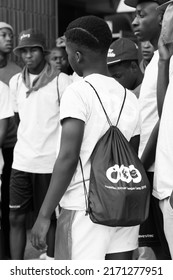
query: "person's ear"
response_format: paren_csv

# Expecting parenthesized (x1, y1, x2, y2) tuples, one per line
(75, 51, 82, 63)
(130, 61, 138, 72)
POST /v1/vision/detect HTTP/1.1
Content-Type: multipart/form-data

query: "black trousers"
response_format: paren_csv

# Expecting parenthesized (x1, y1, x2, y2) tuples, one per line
(139, 172, 171, 260)
(1, 147, 14, 259)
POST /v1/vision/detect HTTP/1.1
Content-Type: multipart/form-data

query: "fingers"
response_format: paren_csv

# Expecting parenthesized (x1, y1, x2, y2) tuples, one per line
(30, 216, 50, 251)
(30, 230, 47, 251)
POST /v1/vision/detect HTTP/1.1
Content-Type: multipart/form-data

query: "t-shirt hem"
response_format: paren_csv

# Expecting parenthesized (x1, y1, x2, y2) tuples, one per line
(12, 164, 53, 174)
(152, 190, 171, 200)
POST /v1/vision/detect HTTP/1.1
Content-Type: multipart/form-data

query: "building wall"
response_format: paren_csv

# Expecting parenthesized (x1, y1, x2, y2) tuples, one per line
(0, 0, 58, 58)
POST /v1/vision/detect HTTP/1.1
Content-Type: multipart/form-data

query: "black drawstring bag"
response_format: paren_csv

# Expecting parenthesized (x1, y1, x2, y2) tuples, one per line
(80, 81, 150, 227)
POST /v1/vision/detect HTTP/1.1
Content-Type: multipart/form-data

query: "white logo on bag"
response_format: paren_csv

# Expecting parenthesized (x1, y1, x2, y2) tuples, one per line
(106, 164, 142, 184)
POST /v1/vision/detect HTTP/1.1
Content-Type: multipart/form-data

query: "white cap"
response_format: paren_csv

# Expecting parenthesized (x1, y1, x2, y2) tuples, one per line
(0, 22, 13, 33)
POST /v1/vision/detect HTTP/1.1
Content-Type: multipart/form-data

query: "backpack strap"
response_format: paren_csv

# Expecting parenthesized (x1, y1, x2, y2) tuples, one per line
(85, 81, 112, 126)
(116, 87, 127, 126)
(85, 81, 126, 127)
(79, 157, 89, 215)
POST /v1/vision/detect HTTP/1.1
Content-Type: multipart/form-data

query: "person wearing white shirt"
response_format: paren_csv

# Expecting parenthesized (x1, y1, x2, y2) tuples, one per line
(31, 15, 141, 260)
(125, 0, 171, 260)
(9, 28, 71, 260)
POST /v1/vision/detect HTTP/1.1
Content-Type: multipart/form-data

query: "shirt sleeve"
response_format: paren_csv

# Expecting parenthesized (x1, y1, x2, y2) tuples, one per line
(0, 82, 14, 120)
(58, 72, 73, 99)
(127, 89, 141, 137)
(60, 82, 89, 123)
(133, 112, 141, 137)
(9, 73, 21, 113)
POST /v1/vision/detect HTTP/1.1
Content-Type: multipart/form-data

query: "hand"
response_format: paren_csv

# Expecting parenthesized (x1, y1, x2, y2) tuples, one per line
(30, 215, 50, 251)
(158, 36, 173, 61)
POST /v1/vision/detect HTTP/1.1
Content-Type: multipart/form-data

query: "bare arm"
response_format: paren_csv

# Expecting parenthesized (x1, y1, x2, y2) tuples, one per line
(0, 118, 9, 147)
(31, 117, 85, 250)
(14, 113, 20, 126)
(157, 38, 171, 117)
(140, 39, 173, 170)
(38, 117, 84, 218)
(140, 120, 159, 170)
(130, 135, 140, 155)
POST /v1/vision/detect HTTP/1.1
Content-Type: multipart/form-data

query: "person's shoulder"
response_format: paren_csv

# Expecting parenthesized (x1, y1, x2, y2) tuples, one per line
(66, 76, 85, 89)
(9, 72, 22, 87)
(59, 72, 69, 79)
(126, 88, 139, 106)
(61, 78, 87, 102)
(70, 79, 88, 94)
(58, 72, 73, 83)
(0, 80, 9, 91)
(0, 81, 10, 102)
(126, 88, 137, 97)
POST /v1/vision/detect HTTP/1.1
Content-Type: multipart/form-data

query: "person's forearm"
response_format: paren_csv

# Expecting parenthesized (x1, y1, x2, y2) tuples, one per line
(140, 120, 159, 170)
(38, 153, 79, 219)
(0, 119, 9, 147)
(129, 135, 140, 155)
(14, 113, 20, 126)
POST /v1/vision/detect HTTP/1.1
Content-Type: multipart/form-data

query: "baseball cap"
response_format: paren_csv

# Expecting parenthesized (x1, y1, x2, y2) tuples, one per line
(107, 38, 138, 65)
(0, 22, 13, 33)
(124, 0, 168, 8)
(13, 28, 48, 56)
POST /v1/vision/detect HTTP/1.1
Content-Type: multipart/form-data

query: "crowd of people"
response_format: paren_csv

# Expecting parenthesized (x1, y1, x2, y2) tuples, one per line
(0, 0, 173, 260)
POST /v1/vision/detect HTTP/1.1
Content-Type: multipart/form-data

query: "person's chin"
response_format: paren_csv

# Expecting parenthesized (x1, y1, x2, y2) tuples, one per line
(56, 66, 62, 71)
(4, 46, 13, 53)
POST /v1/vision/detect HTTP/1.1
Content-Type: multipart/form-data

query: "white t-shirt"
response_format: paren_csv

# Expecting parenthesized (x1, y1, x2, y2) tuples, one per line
(70, 72, 83, 82)
(153, 75, 173, 200)
(139, 51, 173, 173)
(138, 51, 159, 172)
(59, 74, 140, 210)
(0, 81, 14, 174)
(10, 72, 72, 173)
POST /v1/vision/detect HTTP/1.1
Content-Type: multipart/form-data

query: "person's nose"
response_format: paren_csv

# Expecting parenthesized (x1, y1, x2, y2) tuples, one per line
(6, 33, 13, 41)
(132, 16, 139, 28)
(25, 50, 32, 58)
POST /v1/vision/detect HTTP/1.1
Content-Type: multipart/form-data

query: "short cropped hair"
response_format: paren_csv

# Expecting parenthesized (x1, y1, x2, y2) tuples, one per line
(64, 15, 112, 54)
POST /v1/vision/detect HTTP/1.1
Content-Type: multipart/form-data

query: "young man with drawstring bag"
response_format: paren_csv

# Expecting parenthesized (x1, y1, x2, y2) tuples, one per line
(31, 16, 142, 260)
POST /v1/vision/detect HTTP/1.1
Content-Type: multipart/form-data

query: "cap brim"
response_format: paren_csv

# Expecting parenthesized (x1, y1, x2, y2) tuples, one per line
(125, 0, 163, 8)
(124, 0, 138, 8)
(107, 59, 121, 65)
(13, 44, 48, 56)
(157, 0, 173, 10)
